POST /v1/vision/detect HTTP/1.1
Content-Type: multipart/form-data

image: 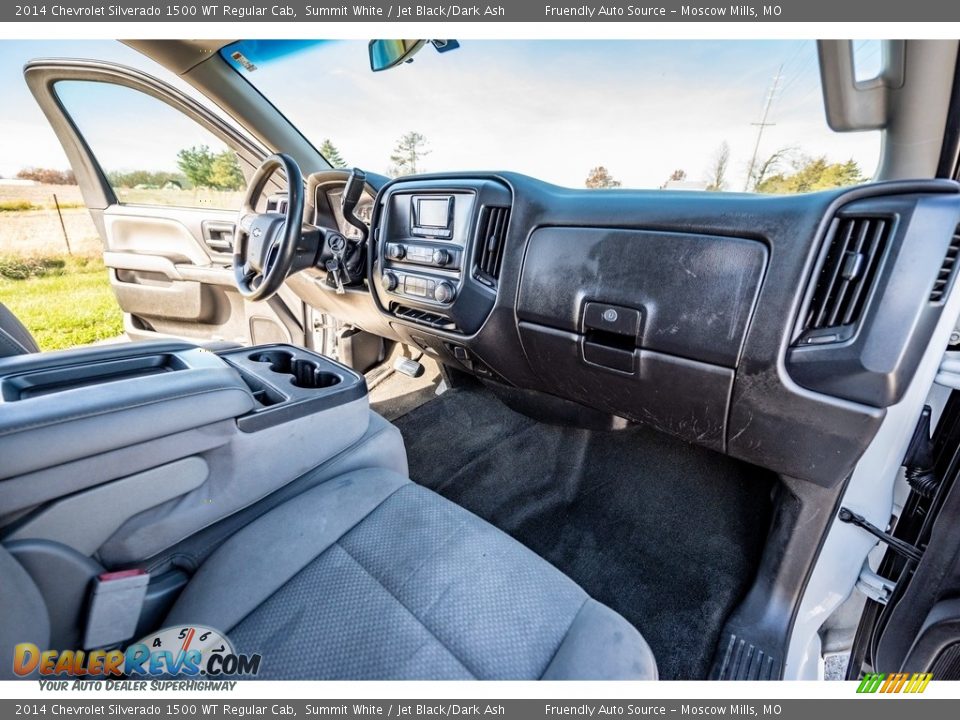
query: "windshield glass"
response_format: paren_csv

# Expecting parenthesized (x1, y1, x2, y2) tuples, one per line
(222, 39, 881, 193)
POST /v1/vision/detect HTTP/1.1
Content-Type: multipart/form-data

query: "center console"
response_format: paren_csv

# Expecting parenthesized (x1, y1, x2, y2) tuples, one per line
(372, 178, 512, 335)
(0, 341, 372, 566)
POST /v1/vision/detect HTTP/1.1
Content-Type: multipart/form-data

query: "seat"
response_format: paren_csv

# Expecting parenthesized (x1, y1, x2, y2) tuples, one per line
(0, 302, 39, 357)
(166, 469, 657, 680)
(1, 468, 657, 680)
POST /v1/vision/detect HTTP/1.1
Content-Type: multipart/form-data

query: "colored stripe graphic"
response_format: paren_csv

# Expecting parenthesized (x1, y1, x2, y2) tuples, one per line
(856, 672, 932, 693)
(856, 673, 885, 693)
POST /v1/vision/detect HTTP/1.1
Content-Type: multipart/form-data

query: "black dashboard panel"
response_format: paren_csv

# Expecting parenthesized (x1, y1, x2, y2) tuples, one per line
(518, 323, 734, 452)
(371, 178, 512, 335)
(357, 173, 960, 487)
(514, 227, 767, 451)
(517, 227, 767, 368)
(786, 192, 960, 407)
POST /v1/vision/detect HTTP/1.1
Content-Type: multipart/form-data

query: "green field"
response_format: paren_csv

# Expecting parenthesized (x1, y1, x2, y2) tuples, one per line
(0, 183, 238, 351)
(0, 255, 122, 351)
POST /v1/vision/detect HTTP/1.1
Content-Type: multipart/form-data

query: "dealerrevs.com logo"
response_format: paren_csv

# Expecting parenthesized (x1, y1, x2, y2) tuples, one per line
(13, 626, 261, 679)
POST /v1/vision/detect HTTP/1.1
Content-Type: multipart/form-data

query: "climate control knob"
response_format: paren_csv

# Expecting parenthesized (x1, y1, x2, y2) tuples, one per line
(434, 281, 456, 304)
(431, 248, 451, 266)
(382, 272, 399, 292)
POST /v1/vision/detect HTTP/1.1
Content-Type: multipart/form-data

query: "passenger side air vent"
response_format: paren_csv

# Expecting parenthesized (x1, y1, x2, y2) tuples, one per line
(930, 225, 960, 303)
(798, 215, 891, 344)
(474, 206, 510, 285)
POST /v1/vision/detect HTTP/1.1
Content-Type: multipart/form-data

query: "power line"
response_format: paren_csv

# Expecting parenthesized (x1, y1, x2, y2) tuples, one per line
(744, 64, 784, 191)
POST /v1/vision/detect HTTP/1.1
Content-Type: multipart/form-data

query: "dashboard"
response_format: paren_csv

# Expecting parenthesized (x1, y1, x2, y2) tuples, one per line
(293, 169, 960, 490)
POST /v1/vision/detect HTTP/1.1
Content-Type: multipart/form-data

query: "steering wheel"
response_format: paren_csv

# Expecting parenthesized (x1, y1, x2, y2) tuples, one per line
(233, 153, 306, 301)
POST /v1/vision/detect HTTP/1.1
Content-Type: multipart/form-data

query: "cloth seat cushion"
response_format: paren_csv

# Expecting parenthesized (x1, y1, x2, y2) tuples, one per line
(165, 469, 657, 680)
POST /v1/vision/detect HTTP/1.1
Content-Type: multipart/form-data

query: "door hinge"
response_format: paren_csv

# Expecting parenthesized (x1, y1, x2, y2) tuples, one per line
(936, 353, 960, 389)
(838, 507, 924, 563)
(855, 562, 896, 605)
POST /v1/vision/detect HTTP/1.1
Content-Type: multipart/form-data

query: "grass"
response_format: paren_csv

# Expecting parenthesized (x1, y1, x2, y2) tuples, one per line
(0, 199, 38, 212)
(0, 255, 123, 350)
(0, 183, 238, 350)
(0, 255, 67, 280)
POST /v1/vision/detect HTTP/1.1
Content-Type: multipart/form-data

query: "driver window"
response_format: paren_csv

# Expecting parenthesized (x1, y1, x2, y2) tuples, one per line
(53, 80, 245, 211)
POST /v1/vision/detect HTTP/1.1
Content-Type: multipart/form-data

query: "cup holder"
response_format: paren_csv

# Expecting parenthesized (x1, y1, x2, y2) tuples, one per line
(249, 350, 341, 390)
(250, 350, 295, 373)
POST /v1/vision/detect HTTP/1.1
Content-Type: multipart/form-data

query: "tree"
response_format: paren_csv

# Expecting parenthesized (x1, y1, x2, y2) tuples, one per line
(16, 167, 76, 185)
(208, 151, 245, 190)
(388, 131, 430, 177)
(177, 145, 216, 188)
(106, 170, 185, 189)
(320, 139, 347, 169)
(755, 155, 865, 195)
(750, 147, 794, 190)
(176, 145, 244, 190)
(705, 142, 730, 192)
(668, 169, 687, 182)
(585, 166, 622, 189)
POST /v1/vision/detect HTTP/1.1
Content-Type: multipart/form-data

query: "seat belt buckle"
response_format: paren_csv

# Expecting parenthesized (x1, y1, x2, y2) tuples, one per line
(83, 569, 150, 650)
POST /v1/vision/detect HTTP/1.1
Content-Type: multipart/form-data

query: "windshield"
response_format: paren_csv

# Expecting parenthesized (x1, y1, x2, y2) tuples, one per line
(222, 39, 881, 193)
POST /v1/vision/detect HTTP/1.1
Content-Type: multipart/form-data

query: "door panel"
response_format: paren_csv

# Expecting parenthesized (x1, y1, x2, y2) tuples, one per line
(103, 207, 220, 265)
(100, 207, 299, 345)
(24, 59, 306, 349)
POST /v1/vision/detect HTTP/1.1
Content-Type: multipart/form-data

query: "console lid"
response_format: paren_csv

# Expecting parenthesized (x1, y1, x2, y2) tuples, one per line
(0, 342, 255, 481)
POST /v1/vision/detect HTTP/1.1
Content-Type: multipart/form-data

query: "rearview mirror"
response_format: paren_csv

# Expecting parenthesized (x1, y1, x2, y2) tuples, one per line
(368, 40, 426, 72)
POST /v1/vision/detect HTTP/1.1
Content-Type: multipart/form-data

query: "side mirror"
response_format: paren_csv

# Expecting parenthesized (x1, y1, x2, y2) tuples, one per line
(368, 40, 426, 72)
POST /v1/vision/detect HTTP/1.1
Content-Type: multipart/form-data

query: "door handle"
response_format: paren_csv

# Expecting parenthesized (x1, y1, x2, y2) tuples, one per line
(202, 221, 236, 254)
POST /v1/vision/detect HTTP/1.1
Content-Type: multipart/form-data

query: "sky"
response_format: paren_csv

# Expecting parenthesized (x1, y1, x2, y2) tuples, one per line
(0, 39, 883, 191)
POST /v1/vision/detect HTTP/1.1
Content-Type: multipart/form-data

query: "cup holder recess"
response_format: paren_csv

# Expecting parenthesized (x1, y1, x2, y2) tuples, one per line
(249, 350, 341, 390)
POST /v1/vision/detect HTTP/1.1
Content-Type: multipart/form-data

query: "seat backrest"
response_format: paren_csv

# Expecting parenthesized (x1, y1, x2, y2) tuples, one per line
(0, 545, 51, 679)
(0, 302, 39, 358)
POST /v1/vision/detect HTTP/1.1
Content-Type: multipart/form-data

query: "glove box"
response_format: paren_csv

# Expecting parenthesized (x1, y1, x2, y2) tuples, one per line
(516, 226, 767, 452)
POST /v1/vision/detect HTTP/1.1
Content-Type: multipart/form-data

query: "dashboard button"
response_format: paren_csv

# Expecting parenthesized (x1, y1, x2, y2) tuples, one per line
(382, 272, 399, 292)
(434, 281, 456, 304)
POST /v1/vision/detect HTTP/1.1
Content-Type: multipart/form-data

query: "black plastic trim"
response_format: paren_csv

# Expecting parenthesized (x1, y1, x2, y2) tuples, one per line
(786, 193, 960, 407)
(219, 344, 367, 432)
(358, 173, 959, 486)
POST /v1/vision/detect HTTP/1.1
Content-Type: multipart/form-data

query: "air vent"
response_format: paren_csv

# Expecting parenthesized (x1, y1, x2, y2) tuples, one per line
(393, 305, 458, 332)
(930, 225, 960, 303)
(799, 215, 891, 344)
(475, 206, 510, 285)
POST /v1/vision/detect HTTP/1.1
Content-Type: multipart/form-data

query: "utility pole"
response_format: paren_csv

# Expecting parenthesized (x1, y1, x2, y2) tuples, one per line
(744, 64, 784, 191)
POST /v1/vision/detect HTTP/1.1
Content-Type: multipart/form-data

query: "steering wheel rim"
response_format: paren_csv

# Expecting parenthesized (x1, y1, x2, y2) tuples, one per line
(233, 153, 305, 301)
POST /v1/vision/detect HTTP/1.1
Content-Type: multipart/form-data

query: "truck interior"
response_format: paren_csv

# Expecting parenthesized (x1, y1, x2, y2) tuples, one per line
(3, 38, 960, 681)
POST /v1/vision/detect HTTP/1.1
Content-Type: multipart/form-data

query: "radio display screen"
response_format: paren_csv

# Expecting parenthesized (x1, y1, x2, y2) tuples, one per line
(414, 197, 453, 230)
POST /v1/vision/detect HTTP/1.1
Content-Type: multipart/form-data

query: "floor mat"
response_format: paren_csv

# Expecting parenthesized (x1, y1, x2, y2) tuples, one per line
(393, 386, 775, 680)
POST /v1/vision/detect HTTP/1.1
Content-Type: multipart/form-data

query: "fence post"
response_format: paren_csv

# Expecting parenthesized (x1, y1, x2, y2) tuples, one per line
(52, 193, 72, 256)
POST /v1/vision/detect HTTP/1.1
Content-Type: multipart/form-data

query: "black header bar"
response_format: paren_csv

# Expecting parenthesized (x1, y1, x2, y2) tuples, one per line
(6, 0, 960, 22)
